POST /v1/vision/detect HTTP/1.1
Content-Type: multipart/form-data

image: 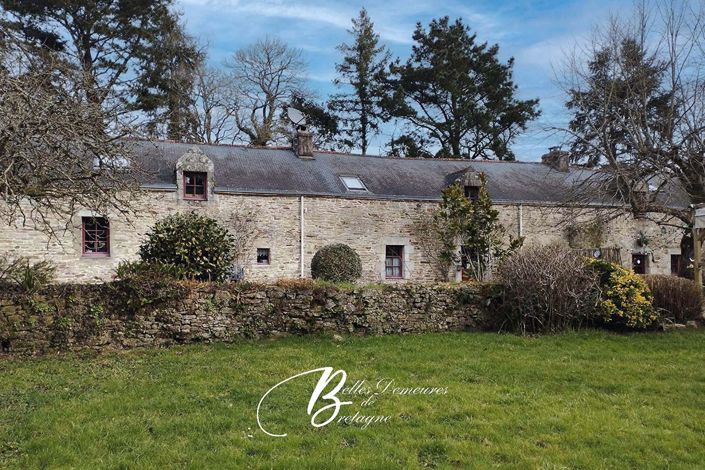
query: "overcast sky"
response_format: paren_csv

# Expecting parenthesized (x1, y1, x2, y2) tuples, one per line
(177, 0, 633, 160)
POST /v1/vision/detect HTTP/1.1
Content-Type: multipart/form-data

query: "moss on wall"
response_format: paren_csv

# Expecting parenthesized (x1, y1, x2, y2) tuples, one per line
(0, 280, 488, 354)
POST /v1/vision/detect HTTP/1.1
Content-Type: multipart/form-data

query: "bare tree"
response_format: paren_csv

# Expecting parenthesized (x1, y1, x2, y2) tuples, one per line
(227, 37, 306, 146)
(191, 65, 239, 144)
(558, 0, 705, 280)
(0, 38, 142, 236)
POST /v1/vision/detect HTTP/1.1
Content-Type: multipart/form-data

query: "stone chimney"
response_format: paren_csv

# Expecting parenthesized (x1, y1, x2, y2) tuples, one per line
(294, 127, 314, 159)
(541, 146, 570, 172)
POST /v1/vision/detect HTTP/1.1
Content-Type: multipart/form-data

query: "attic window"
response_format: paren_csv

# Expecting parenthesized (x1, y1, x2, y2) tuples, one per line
(340, 175, 367, 191)
(184, 171, 207, 200)
(464, 185, 480, 202)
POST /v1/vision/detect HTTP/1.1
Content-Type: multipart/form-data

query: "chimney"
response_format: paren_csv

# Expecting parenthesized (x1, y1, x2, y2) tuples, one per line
(541, 146, 570, 172)
(294, 127, 314, 159)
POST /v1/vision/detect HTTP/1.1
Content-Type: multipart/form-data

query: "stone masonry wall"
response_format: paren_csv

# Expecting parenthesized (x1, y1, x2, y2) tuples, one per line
(0, 282, 487, 354)
(0, 190, 684, 283)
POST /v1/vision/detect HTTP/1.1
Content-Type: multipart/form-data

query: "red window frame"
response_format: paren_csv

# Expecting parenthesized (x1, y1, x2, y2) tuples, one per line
(385, 245, 404, 279)
(183, 171, 207, 200)
(82, 217, 110, 257)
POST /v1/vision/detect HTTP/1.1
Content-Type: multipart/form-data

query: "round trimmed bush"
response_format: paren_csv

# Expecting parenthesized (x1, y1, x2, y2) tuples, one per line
(139, 212, 235, 281)
(310, 243, 362, 283)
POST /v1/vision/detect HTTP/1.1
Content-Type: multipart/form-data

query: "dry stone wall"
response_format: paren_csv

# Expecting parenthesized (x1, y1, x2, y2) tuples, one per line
(0, 282, 488, 355)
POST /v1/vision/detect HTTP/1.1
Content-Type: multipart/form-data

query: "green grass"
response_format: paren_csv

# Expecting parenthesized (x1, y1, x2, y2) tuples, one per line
(2, 330, 705, 469)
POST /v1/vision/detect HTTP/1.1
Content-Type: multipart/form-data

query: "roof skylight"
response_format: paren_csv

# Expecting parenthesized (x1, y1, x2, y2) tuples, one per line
(340, 175, 367, 191)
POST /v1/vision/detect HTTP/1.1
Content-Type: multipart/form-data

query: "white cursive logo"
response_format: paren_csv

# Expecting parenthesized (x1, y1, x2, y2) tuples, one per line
(256, 367, 353, 437)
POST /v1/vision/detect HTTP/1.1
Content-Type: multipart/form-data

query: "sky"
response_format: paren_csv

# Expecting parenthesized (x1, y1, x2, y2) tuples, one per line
(176, 0, 634, 161)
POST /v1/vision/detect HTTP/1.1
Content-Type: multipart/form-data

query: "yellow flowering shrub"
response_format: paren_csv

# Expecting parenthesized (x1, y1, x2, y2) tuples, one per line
(588, 259, 659, 329)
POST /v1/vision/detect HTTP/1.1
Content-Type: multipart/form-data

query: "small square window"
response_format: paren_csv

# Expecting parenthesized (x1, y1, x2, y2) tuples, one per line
(82, 217, 110, 256)
(340, 175, 367, 191)
(385, 245, 403, 279)
(257, 248, 270, 265)
(184, 171, 207, 200)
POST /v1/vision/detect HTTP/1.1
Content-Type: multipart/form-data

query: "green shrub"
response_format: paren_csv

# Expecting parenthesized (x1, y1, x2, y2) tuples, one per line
(644, 275, 703, 323)
(588, 259, 659, 329)
(310, 244, 362, 283)
(138, 212, 235, 282)
(114, 260, 185, 280)
(110, 262, 187, 314)
(0, 258, 56, 295)
(495, 245, 600, 334)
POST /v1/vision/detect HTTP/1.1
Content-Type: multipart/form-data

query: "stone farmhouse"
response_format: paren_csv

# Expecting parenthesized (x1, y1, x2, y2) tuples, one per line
(0, 132, 687, 283)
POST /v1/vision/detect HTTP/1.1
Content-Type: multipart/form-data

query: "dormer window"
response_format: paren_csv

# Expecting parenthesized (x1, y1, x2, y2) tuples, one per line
(183, 171, 207, 200)
(340, 175, 367, 191)
(464, 185, 480, 202)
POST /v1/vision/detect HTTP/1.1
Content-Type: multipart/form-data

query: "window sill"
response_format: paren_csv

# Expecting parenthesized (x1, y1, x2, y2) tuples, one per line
(82, 254, 111, 259)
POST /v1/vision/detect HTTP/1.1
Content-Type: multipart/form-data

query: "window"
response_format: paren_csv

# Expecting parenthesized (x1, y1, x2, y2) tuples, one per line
(464, 185, 480, 202)
(183, 171, 207, 200)
(82, 217, 110, 256)
(257, 248, 270, 265)
(671, 254, 684, 276)
(632, 253, 647, 275)
(385, 245, 404, 279)
(340, 175, 367, 191)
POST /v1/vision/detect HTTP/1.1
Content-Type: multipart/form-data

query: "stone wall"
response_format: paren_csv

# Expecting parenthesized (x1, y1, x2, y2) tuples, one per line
(0, 281, 488, 354)
(0, 190, 684, 283)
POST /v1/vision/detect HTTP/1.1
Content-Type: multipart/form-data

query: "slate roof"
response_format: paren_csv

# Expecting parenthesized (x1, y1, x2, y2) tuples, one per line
(125, 139, 687, 207)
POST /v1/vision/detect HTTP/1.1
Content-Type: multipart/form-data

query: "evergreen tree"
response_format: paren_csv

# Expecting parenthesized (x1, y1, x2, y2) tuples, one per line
(0, 0, 198, 125)
(385, 132, 432, 158)
(329, 8, 390, 154)
(289, 92, 340, 149)
(134, 20, 204, 141)
(566, 38, 671, 167)
(385, 17, 539, 160)
(429, 174, 522, 281)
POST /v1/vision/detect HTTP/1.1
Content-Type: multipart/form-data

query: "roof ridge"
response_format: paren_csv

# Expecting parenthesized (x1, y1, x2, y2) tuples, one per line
(314, 149, 546, 164)
(125, 137, 548, 165)
(124, 136, 292, 152)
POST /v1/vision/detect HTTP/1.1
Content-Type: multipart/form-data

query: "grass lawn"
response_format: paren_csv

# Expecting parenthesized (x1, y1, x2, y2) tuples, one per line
(1, 330, 705, 469)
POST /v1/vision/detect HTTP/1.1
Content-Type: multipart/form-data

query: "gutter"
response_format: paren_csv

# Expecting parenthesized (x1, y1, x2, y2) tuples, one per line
(137, 186, 688, 211)
(300, 196, 305, 278)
